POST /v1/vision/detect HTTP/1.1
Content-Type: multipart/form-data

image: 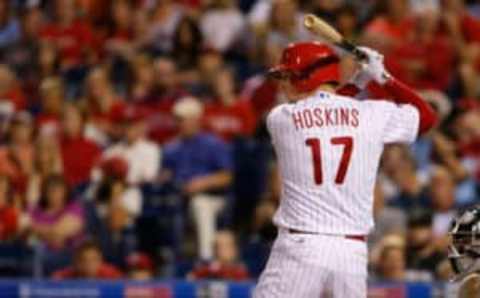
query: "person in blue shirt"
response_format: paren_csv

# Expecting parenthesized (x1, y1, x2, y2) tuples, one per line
(163, 97, 233, 260)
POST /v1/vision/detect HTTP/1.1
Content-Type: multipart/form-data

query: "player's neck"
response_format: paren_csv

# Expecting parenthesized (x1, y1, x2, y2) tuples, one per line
(289, 84, 336, 102)
(315, 84, 336, 93)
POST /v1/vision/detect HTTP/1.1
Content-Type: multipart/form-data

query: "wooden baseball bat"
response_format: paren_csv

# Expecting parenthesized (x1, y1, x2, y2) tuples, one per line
(303, 14, 368, 61)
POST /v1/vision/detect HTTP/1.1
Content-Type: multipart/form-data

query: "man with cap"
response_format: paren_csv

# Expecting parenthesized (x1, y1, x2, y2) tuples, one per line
(163, 97, 233, 261)
(94, 105, 160, 186)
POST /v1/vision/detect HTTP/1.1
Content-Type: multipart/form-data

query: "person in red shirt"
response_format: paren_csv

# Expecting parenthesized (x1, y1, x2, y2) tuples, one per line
(107, 0, 134, 42)
(126, 252, 155, 280)
(83, 67, 125, 145)
(189, 230, 250, 281)
(36, 77, 65, 136)
(363, 0, 415, 54)
(0, 175, 18, 241)
(204, 67, 256, 142)
(52, 240, 123, 280)
(100, 0, 136, 60)
(133, 57, 188, 144)
(0, 65, 27, 111)
(39, 0, 96, 70)
(443, 0, 480, 98)
(385, 10, 455, 91)
(60, 104, 101, 188)
(0, 112, 34, 195)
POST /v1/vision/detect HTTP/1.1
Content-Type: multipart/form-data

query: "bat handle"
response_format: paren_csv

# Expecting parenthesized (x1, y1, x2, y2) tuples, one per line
(338, 41, 368, 62)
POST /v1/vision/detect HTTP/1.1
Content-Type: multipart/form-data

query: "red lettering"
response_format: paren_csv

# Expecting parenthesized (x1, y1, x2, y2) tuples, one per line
(303, 109, 314, 128)
(351, 108, 359, 127)
(324, 109, 334, 126)
(313, 108, 323, 127)
(292, 111, 304, 130)
(339, 108, 349, 126)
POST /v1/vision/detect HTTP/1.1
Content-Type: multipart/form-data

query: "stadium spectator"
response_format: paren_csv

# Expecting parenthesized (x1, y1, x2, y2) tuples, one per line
(135, 57, 188, 143)
(450, 107, 480, 163)
(443, 0, 480, 98)
(194, 49, 225, 98)
(29, 175, 84, 250)
(0, 64, 26, 112)
(104, 0, 135, 46)
(130, 54, 155, 104)
(379, 145, 428, 208)
(0, 1, 20, 50)
(363, 0, 415, 53)
(375, 241, 407, 282)
(163, 97, 232, 260)
(52, 240, 122, 280)
(265, 0, 312, 54)
(83, 67, 125, 146)
(385, 9, 455, 90)
(2, 7, 43, 93)
(60, 104, 101, 189)
(28, 175, 84, 274)
(145, 0, 184, 54)
(370, 184, 406, 246)
(0, 112, 34, 193)
(36, 77, 64, 136)
(405, 209, 446, 281)
(90, 156, 142, 219)
(37, 42, 60, 87)
(189, 230, 249, 280)
(428, 166, 458, 238)
(334, 5, 359, 41)
(172, 17, 203, 75)
(39, 0, 96, 70)
(26, 135, 63, 206)
(126, 252, 155, 280)
(200, 0, 246, 53)
(0, 175, 18, 241)
(95, 105, 160, 186)
(86, 156, 141, 270)
(204, 67, 256, 142)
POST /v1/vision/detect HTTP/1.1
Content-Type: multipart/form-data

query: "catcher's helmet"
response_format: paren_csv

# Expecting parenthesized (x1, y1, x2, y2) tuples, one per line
(268, 42, 340, 93)
(448, 205, 480, 280)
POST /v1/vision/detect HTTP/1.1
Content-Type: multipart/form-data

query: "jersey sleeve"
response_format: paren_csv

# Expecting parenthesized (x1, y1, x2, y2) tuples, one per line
(266, 105, 285, 142)
(380, 102, 420, 144)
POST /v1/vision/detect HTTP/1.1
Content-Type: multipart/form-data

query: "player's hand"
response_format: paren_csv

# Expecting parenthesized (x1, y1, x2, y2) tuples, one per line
(356, 46, 391, 85)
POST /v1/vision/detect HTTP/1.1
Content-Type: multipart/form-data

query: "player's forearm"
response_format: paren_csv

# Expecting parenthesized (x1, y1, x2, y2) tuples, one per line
(204, 171, 233, 190)
(382, 77, 437, 134)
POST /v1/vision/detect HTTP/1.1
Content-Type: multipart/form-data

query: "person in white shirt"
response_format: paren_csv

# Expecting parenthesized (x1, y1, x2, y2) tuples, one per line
(96, 106, 160, 186)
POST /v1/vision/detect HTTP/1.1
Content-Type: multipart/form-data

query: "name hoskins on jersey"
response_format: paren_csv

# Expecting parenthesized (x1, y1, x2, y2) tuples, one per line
(267, 91, 419, 235)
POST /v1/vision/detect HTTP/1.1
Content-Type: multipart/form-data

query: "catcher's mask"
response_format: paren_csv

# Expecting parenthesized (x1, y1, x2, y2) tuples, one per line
(448, 205, 480, 281)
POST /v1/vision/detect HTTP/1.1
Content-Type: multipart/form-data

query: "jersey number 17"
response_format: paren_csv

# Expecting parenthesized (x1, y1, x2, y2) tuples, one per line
(305, 136, 353, 185)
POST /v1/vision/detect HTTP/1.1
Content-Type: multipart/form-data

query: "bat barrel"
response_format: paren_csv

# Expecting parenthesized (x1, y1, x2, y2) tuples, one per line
(304, 14, 316, 29)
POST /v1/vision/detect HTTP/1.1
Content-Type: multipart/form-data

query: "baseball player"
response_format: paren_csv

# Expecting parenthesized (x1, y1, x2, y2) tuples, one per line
(253, 42, 437, 298)
(449, 205, 480, 298)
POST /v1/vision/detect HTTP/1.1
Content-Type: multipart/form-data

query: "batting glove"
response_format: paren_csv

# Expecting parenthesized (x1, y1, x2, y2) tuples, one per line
(356, 46, 391, 85)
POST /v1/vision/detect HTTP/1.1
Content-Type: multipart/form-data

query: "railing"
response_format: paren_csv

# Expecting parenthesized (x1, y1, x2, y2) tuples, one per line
(0, 280, 455, 298)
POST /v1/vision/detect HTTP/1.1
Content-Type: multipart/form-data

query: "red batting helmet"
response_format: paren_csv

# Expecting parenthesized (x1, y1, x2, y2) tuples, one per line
(269, 42, 340, 93)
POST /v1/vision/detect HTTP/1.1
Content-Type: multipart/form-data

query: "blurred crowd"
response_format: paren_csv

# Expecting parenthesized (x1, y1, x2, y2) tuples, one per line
(0, 0, 478, 283)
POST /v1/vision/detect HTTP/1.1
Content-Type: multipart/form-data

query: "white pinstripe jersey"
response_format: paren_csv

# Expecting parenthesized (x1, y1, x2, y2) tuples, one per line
(267, 90, 420, 235)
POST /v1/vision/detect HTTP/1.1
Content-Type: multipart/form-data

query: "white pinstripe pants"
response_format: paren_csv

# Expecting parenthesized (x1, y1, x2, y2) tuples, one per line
(254, 229, 368, 298)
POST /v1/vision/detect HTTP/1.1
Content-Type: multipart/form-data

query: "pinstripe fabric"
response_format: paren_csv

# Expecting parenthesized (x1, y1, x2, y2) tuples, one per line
(254, 230, 367, 298)
(267, 91, 419, 235)
(255, 91, 419, 297)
